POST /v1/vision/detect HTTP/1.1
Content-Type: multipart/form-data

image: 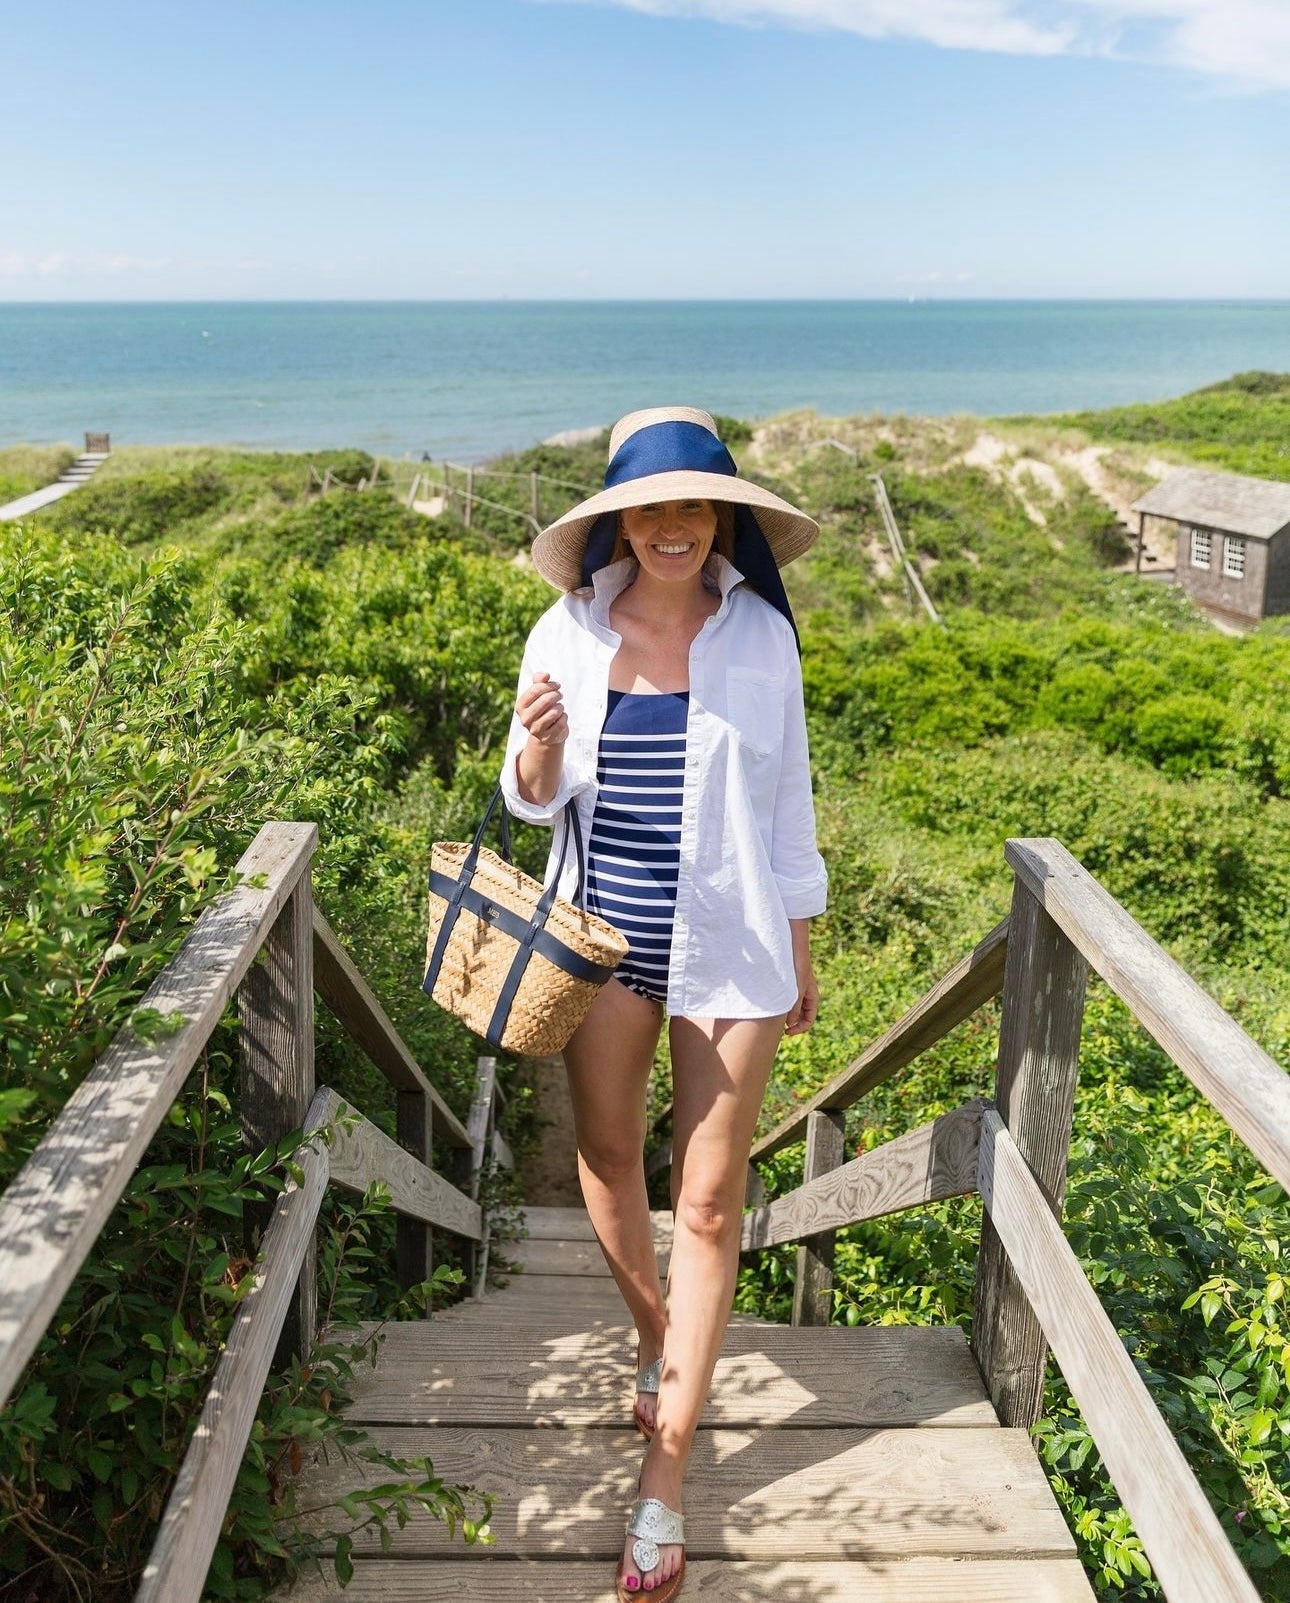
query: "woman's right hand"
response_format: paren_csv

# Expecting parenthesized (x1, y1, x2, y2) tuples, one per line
(516, 671, 569, 747)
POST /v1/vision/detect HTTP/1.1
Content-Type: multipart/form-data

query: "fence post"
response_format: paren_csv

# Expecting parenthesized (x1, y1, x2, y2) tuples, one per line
(972, 869, 1088, 1426)
(464, 467, 474, 529)
(530, 470, 539, 522)
(466, 1056, 496, 1296)
(239, 861, 317, 1366)
(791, 1109, 846, 1326)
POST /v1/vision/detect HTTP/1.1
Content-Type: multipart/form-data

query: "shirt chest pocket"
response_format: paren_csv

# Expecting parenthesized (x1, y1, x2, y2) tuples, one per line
(726, 667, 784, 760)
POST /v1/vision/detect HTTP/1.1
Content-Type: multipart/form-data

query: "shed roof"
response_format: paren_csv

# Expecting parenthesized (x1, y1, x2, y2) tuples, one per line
(1131, 468, 1290, 540)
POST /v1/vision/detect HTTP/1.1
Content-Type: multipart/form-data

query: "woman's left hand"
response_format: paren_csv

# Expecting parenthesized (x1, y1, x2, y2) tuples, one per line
(785, 920, 819, 1036)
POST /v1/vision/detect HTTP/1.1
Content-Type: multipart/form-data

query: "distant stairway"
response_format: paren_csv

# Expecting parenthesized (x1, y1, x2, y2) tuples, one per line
(57, 449, 111, 486)
(0, 448, 110, 521)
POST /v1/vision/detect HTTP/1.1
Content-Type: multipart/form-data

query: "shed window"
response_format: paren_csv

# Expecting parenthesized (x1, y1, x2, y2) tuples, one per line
(1223, 537, 1246, 579)
(1190, 527, 1211, 569)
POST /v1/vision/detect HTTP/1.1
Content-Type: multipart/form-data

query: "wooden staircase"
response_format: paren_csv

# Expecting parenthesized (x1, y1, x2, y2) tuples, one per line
(280, 1205, 1093, 1601)
(4, 824, 1285, 1602)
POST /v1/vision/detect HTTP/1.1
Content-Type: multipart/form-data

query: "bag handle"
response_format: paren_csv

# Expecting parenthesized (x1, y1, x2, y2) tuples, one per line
(425, 788, 604, 1050)
(460, 786, 588, 908)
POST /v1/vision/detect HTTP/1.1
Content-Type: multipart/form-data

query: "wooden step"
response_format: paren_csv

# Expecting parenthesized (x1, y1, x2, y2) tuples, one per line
(437, 1274, 631, 1323)
(279, 1555, 1095, 1600)
(291, 1424, 1076, 1560)
(506, 1238, 669, 1277)
(339, 1322, 995, 1429)
(519, 1206, 674, 1245)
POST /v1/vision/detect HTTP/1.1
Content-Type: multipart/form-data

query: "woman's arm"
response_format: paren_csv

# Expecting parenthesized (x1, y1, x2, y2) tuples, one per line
(499, 623, 579, 824)
(785, 917, 820, 1035)
(515, 671, 568, 805)
(769, 641, 829, 919)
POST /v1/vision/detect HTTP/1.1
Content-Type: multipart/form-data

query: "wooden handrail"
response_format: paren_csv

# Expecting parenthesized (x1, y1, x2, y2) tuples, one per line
(1007, 838, 1290, 1192)
(979, 1109, 1260, 1603)
(329, 1098, 482, 1240)
(0, 822, 317, 1411)
(750, 917, 1009, 1162)
(741, 1101, 985, 1252)
(0, 816, 513, 1603)
(637, 835, 1280, 1598)
(138, 1085, 338, 1602)
(312, 907, 471, 1149)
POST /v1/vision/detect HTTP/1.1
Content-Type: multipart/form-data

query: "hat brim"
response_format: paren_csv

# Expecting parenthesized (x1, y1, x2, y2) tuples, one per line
(531, 470, 819, 592)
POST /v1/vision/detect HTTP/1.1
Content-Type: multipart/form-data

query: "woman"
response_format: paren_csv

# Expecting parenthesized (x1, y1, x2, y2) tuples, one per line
(500, 407, 827, 1602)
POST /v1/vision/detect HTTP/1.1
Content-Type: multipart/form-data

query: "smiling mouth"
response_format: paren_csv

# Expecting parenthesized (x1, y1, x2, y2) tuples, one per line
(653, 543, 695, 555)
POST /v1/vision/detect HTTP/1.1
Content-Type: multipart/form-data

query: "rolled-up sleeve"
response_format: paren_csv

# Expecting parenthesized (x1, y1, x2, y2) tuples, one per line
(770, 643, 828, 917)
(499, 617, 580, 826)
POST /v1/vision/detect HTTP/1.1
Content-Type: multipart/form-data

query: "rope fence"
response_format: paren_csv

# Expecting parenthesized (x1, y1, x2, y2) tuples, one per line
(305, 457, 597, 540)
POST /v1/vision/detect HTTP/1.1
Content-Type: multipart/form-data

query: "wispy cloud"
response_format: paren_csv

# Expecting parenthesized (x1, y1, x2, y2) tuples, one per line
(0, 250, 175, 278)
(533, 0, 1290, 89)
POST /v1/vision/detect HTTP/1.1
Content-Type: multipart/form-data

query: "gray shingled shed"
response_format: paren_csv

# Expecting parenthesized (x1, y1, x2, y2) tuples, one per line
(1132, 467, 1290, 624)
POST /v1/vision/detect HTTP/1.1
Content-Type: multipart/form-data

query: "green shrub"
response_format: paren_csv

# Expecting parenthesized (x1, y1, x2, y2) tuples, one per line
(0, 522, 496, 1596)
(46, 466, 232, 545)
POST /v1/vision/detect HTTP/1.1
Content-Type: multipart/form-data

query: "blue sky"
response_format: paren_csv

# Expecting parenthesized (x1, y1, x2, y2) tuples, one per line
(2, 0, 1286, 299)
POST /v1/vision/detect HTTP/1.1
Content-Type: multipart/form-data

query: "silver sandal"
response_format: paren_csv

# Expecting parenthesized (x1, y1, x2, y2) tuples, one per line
(633, 1356, 663, 1440)
(617, 1496, 686, 1602)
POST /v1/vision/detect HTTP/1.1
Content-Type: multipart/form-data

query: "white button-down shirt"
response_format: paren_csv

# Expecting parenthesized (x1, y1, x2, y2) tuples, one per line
(500, 555, 828, 1019)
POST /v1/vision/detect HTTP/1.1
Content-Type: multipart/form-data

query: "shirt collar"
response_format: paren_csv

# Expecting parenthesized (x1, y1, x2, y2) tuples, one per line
(588, 553, 747, 632)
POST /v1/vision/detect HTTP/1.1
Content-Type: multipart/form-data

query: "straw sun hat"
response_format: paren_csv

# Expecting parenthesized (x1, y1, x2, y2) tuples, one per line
(531, 406, 819, 594)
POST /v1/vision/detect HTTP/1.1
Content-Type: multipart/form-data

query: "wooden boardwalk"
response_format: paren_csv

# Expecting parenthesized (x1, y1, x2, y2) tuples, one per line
(281, 1206, 1094, 1601)
(0, 449, 109, 521)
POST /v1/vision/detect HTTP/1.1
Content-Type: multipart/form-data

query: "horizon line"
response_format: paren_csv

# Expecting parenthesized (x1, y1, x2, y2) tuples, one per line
(3, 295, 1289, 308)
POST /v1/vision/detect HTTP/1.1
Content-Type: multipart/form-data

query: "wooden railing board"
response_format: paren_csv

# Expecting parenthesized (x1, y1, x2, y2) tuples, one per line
(311, 908, 471, 1150)
(137, 1086, 336, 1603)
(396, 1087, 434, 1302)
(0, 821, 316, 1412)
(491, 1127, 515, 1173)
(973, 880, 1087, 1429)
(979, 1109, 1260, 1603)
(645, 1138, 673, 1180)
(741, 1101, 984, 1253)
(466, 1056, 496, 1198)
(328, 1101, 482, 1242)
(466, 1056, 497, 1295)
(1007, 838, 1290, 1192)
(751, 917, 1009, 1162)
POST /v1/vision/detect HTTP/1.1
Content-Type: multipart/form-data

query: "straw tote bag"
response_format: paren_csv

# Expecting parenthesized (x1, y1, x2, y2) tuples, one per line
(422, 787, 628, 1055)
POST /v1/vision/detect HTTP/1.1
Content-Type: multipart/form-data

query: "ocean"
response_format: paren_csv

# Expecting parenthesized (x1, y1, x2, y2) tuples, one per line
(2, 300, 1288, 462)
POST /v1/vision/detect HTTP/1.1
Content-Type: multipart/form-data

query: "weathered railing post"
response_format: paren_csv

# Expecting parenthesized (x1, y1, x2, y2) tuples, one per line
(239, 843, 318, 1365)
(396, 1088, 434, 1311)
(972, 865, 1088, 1426)
(791, 1108, 846, 1326)
(466, 1055, 497, 1296)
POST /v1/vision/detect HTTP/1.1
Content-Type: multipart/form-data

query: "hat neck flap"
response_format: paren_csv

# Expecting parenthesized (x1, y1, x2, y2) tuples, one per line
(733, 505, 801, 656)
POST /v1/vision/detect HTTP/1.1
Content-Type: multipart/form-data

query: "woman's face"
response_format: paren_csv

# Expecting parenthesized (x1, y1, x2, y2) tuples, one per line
(620, 498, 718, 584)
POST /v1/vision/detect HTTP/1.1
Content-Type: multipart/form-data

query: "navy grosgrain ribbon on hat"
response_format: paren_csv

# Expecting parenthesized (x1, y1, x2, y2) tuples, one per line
(602, 420, 738, 488)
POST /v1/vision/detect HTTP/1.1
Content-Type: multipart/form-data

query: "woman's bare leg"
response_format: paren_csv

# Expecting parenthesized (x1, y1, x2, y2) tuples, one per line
(618, 1013, 784, 1593)
(563, 979, 668, 1431)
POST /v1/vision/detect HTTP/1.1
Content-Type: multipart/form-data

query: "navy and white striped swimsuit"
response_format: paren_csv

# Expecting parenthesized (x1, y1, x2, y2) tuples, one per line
(584, 690, 688, 1005)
